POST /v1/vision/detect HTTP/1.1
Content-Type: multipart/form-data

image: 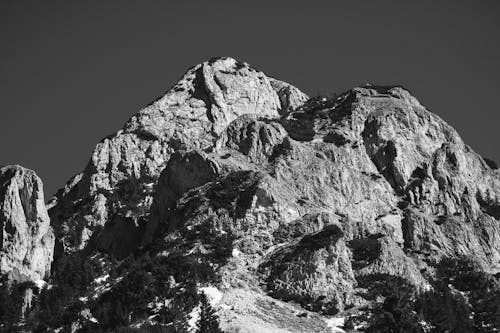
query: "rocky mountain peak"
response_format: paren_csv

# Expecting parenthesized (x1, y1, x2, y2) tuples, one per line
(124, 56, 305, 138)
(48, 57, 308, 257)
(6, 58, 499, 332)
(0, 165, 54, 281)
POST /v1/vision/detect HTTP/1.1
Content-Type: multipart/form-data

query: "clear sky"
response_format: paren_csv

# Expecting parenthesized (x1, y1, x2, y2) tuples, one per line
(1, 0, 499, 198)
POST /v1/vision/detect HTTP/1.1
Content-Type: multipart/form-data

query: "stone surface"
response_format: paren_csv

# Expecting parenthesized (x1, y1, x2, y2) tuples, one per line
(142, 84, 500, 331)
(42, 60, 500, 332)
(48, 57, 308, 257)
(0, 165, 54, 281)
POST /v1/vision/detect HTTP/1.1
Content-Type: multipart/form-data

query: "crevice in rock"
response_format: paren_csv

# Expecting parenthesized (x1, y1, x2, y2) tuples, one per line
(191, 66, 215, 123)
(362, 130, 402, 194)
(212, 73, 226, 92)
(349, 236, 382, 269)
(131, 129, 159, 141)
(476, 191, 500, 220)
(323, 132, 350, 146)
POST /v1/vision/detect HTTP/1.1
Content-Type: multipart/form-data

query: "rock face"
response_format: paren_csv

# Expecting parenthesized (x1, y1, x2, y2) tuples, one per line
(0, 165, 54, 281)
(48, 57, 308, 257)
(142, 84, 500, 331)
(43, 59, 500, 332)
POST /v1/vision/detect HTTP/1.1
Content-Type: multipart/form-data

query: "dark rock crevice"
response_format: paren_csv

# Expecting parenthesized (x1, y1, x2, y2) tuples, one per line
(191, 66, 215, 123)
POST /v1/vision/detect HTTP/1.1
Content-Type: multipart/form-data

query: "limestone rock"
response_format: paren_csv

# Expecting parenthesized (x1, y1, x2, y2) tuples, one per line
(144, 150, 222, 244)
(142, 83, 500, 331)
(0, 165, 54, 281)
(42, 60, 500, 332)
(265, 224, 356, 314)
(48, 57, 308, 257)
(215, 114, 289, 163)
(269, 78, 309, 113)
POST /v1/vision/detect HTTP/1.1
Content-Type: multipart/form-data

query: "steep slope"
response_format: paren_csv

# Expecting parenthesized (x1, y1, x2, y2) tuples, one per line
(0, 165, 54, 281)
(48, 57, 308, 258)
(40, 60, 500, 332)
(138, 86, 500, 332)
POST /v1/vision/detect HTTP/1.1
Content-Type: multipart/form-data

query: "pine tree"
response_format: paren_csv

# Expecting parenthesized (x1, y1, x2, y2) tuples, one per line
(0, 280, 25, 330)
(196, 293, 222, 333)
(0, 280, 16, 330)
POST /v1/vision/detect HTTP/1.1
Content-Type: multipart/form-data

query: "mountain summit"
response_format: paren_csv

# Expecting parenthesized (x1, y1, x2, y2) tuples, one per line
(1, 57, 500, 332)
(48, 57, 308, 258)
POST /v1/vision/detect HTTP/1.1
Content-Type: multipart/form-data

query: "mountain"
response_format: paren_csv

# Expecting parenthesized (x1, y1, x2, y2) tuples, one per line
(0, 165, 54, 282)
(48, 57, 307, 259)
(1, 57, 500, 332)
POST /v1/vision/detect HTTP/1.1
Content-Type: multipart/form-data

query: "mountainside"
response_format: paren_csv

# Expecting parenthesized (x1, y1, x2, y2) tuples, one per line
(0, 165, 54, 282)
(1, 57, 500, 332)
(48, 57, 307, 259)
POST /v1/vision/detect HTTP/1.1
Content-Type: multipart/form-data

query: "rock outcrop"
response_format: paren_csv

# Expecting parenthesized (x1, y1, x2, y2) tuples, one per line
(141, 84, 500, 331)
(48, 57, 308, 258)
(0, 165, 54, 281)
(41, 60, 500, 332)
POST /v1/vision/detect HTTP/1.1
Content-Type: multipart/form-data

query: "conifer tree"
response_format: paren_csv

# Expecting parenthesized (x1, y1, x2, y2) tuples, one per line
(196, 293, 222, 333)
(0, 280, 25, 330)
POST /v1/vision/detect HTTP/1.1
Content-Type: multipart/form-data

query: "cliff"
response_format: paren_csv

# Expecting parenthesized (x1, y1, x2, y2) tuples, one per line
(10, 57, 500, 332)
(0, 165, 54, 282)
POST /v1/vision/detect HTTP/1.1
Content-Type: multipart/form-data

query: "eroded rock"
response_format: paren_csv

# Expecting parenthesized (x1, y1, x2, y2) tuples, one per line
(0, 165, 54, 281)
(49, 57, 308, 257)
(42, 60, 500, 332)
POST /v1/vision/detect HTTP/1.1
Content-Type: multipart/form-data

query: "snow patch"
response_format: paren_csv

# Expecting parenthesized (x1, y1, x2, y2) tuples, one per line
(80, 308, 98, 324)
(187, 305, 201, 332)
(33, 279, 47, 290)
(232, 248, 241, 257)
(265, 242, 287, 255)
(200, 286, 223, 306)
(325, 317, 345, 333)
(94, 274, 109, 284)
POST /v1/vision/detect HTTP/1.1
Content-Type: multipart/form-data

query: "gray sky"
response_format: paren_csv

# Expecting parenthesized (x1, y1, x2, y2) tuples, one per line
(1, 0, 499, 198)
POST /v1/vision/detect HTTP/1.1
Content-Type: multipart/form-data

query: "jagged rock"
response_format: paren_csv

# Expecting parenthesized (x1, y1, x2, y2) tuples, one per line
(269, 78, 309, 113)
(49, 57, 308, 257)
(402, 208, 500, 270)
(352, 236, 427, 289)
(215, 114, 289, 163)
(144, 150, 222, 244)
(41, 60, 500, 332)
(0, 165, 54, 281)
(144, 83, 500, 330)
(264, 224, 356, 314)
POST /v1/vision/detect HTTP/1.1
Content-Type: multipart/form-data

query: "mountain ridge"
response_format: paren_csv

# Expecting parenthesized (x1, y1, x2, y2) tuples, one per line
(1, 57, 499, 332)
